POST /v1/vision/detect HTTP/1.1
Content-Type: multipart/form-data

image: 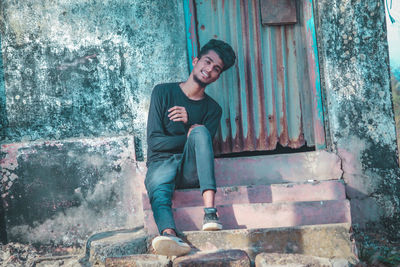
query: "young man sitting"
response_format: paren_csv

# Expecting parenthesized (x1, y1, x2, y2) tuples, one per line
(145, 39, 236, 256)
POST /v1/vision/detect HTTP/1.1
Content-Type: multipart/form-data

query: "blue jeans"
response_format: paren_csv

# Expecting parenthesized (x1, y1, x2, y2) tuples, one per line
(145, 126, 216, 234)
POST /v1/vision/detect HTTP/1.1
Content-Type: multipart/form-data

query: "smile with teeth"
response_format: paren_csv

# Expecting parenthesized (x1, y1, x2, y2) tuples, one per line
(201, 70, 209, 78)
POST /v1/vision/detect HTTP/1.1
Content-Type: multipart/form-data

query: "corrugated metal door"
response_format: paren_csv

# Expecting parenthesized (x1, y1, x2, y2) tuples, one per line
(183, 0, 326, 155)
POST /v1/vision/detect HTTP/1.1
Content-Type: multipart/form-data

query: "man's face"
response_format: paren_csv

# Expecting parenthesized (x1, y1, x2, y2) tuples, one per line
(192, 50, 224, 87)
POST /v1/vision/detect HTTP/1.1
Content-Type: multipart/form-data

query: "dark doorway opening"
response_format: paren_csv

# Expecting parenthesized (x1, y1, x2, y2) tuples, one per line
(215, 143, 315, 158)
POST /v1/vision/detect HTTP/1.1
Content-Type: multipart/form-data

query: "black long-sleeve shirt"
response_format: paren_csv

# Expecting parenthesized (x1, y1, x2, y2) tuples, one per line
(146, 82, 222, 166)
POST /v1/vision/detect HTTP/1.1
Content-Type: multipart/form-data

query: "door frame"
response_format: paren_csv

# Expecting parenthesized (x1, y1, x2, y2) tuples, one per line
(182, 0, 328, 151)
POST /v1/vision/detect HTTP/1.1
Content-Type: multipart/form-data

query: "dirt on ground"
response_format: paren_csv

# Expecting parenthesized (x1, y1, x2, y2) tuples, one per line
(354, 227, 400, 267)
(0, 243, 84, 267)
(0, 242, 39, 266)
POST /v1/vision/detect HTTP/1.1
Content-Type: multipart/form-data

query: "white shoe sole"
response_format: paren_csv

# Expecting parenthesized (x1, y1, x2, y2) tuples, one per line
(152, 235, 191, 257)
(202, 222, 223, 231)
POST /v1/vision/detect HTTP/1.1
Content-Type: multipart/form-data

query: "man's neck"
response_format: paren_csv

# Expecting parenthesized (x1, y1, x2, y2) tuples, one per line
(179, 77, 206, 100)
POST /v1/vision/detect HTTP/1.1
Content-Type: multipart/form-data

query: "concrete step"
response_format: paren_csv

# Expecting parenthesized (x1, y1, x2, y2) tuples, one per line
(95, 225, 356, 266)
(105, 252, 351, 267)
(143, 180, 346, 210)
(144, 199, 351, 233)
(105, 254, 170, 267)
(84, 227, 148, 266)
(180, 223, 356, 263)
(255, 253, 351, 267)
(143, 180, 350, 234)
(172, 249, 251, 266)
(214, 150, 342, 186)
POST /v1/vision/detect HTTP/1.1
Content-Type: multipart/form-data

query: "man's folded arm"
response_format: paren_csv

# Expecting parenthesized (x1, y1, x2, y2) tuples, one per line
(147, 85, 187, 152)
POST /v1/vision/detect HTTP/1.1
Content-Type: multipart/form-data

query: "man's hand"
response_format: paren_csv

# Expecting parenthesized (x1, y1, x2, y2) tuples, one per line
(168, 106, 188, 124)
(187, 124, 202, 137)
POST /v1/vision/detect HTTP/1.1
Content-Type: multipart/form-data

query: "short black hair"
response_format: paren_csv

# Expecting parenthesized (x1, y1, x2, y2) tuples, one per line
(198, 39, 236, 71)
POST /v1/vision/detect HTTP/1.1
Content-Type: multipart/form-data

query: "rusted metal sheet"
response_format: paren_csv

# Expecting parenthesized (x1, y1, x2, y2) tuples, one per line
(190, 0, 325, 155)
(260, 0, 298, 26)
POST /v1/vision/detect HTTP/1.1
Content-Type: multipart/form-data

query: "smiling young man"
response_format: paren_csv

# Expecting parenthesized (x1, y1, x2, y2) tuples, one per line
(145, 39, 236, 256)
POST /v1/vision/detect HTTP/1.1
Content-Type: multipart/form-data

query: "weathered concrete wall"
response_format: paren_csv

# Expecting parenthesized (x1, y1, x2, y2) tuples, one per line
(0, 0, 188, 151)
(1, 136, 146, 248)
(1, 0, 399, 249)
(0, 0, 189, 246)
(315, 0, 400, 239)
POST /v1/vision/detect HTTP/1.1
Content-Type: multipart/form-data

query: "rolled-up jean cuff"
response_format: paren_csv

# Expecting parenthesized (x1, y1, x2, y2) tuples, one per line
(158, 223, 177, 235)
(201, 186, 217, 195)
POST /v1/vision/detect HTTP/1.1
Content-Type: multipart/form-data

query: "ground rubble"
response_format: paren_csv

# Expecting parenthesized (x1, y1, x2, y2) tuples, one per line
(0, 242, 83, 267)
(0, 242, 38, 267)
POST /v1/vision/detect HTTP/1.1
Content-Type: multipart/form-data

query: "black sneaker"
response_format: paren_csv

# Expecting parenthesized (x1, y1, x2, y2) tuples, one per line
(202, 207, 223, 231)
(152, 233, 191, 256)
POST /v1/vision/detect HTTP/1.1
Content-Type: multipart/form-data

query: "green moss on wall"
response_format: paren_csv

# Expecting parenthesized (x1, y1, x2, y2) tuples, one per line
(316, 0, 400, 240)
(0, 0, 188, 151)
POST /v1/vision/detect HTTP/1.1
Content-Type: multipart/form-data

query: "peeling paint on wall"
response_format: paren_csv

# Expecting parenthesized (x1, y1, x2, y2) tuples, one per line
(0, 136, 145, 247)
(0, 0, 190, 247)
(0, 0, 188, 155)
(316, 0, 400, 239)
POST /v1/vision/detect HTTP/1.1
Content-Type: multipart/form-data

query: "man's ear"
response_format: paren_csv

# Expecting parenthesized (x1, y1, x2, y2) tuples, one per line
(192, 57, 199, 67)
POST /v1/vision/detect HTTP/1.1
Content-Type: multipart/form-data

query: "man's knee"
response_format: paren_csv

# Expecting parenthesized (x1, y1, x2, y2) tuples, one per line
(188, 125, 212, 144)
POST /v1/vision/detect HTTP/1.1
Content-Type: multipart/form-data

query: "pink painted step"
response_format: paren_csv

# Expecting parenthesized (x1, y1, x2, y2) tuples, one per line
(143, 180, 349, 234)
(271, 180, 346, 203)
(142, 180, 346, 210)
(214, 151, 342, 186)
(144, 199, 351, 234)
